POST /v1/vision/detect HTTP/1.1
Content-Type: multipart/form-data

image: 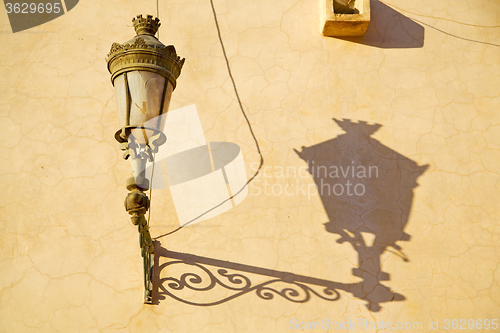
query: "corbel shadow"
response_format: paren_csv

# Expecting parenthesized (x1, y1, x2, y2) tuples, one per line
(335, 0, 425, 48)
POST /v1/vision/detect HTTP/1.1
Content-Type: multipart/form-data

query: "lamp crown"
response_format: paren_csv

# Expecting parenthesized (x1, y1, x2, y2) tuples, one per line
(133, 14, 161, 35)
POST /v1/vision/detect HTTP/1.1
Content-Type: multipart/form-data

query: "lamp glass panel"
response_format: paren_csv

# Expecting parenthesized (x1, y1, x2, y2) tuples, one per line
(113, 74, 128, 128)
(127, 70, 166, 129)
(157, 82, 173, 131)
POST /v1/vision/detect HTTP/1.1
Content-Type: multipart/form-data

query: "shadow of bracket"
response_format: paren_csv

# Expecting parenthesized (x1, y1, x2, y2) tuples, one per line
(153, 244, 404, 311)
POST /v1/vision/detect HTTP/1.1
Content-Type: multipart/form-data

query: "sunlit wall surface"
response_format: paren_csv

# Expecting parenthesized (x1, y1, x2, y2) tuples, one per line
(1, 0, 499, 331)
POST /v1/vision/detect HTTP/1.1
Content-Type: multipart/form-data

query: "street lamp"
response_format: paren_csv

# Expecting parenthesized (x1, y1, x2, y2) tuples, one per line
(106, 14, 184, 304)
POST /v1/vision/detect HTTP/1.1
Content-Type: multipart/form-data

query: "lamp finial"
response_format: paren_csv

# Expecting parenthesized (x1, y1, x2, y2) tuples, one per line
(132, 14, 161, 35)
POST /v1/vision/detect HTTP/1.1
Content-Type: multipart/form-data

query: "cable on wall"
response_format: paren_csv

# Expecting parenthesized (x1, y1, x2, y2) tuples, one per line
(379, 0, 500, 28)
(154, 0, 264, 239)
(379, 0, 500, 48)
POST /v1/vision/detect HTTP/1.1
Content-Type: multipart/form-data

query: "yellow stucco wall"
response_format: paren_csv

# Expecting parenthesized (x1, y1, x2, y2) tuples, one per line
(1, 0, 499, 332)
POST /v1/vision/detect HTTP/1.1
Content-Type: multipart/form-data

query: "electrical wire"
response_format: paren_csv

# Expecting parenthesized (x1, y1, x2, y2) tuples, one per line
(156, 0, 160, 39)
(151, 0, 500, 239)
(379, 0, 500, 28)
(410, 16, 500, 48)
(154, 0, 264, 239)
(377, 0, 500, 48)
(152, 0, 500, 237)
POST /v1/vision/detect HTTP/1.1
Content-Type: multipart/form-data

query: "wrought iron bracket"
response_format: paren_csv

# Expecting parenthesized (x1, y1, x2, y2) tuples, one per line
(118, 124, 161, 304)
(125, 179, 155, 304)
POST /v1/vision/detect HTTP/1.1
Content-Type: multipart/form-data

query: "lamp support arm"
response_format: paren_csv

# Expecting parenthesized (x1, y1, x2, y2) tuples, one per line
(125, 179, 155, 304)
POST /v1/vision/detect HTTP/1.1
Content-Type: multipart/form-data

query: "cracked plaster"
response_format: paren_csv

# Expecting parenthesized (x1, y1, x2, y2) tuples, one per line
(1, 0, 500, 331)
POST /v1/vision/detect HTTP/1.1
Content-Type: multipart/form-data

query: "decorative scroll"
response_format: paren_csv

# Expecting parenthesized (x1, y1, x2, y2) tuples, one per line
(158, 260, 340, 306)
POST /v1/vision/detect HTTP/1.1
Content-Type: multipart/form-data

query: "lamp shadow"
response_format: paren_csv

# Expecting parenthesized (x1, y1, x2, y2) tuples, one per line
(294, 118, 428, 311)
(334, 0, 425, 48)
(152, 119, 427, 311)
